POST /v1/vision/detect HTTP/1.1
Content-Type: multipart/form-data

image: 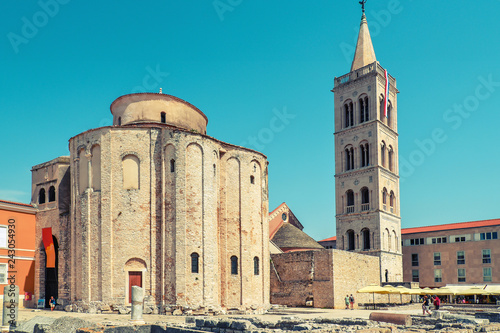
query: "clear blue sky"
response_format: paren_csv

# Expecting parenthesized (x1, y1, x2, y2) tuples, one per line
(1, 1, 499, 241)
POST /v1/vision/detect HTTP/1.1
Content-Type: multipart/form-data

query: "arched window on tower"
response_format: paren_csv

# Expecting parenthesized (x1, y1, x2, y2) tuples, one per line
(345, 146, 354, 171)
(382, 188, 388, 210)
(346, 190, 354, 213)
(360, 187, 369, 211)
(379, 95, 385, 120)
(359, 96, 369, 123)
(361, 228, 370, 250)
(231, 256, 238, 275)
(48, 186, 56, 202)
(390, 191, 395, 213)
(388, 146, 394, 171)
(381, 142, 386, 168)
(347, 230, 355, 251)
(360, 142, 369, 167)
(38, 188, 46, 204)
(344, 101, 354, 128)
(387, 101, 392, 128)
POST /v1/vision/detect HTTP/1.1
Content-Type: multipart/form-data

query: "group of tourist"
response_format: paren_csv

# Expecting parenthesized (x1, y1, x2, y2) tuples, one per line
(345, 294, 355, 309)
(422, 295, 440, 315)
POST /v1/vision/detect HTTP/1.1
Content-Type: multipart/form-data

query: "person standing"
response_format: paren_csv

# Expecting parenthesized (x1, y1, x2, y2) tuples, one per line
(49, 296, 56, 311)
(349, 294, 355, 310)
(345, 295, 350, 309)
(422, 295, 431, 315)
(433, 295, 440, 310)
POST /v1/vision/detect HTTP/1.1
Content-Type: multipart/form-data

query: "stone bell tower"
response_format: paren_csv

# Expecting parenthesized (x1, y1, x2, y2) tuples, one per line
(332, 6, 402, 283)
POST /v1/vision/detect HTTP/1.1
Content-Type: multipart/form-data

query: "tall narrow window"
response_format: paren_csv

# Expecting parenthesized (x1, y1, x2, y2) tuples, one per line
(170, 159, 175, 173)
(457, 251, 465, 265)
(364, 96, 369, 122)
(483, 267, 492, 282)
(92, 145, 101, 191)
(360, 143, 369, 167)
(412, 270, 419, 282)
(122, 155, 140, 190)
(250, 175, 255, 184)
(346, 190, 354, 213)
(359, 98, 365, 123)
(389, 191, 395, 213)
(434, 269, 442, 283)
(344, 101, 354, 128)
(254, 257, 259, 275)
(388, 147, 394, 171)
(38, 188, 46, 204)
(381, 142, 386, 167)
(48, 186, 56, 202)
(161, 112, 166, 123)
(118, 117, 121, 126)
(411, 253, 419, 266)
(458, 268, 466, 282)
(345, 146, 354, 170)
(362, 228, 370, 250)
(347, 230, 355, 251)
(231, 256, 238, 275)
(387, 103, 392, 127)
(360, 187, 369, 211)
(191, 252, 199, 273)
(434, 252, 441, 266)
(482, 249, 491, 264)
(382, 188, 388, 207)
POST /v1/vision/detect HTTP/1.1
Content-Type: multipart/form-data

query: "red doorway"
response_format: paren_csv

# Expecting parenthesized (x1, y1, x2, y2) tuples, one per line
(128, 271, 142, 303)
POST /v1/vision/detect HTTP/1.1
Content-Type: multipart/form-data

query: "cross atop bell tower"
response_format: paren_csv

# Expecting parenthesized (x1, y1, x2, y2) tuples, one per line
(332, 6, 403, 283)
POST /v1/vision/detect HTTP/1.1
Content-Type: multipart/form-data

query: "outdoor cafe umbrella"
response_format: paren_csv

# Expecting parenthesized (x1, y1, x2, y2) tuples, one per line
(433, 286, 459, 296)
(459, 286, 490, 296)
(357, 284, 391, 308)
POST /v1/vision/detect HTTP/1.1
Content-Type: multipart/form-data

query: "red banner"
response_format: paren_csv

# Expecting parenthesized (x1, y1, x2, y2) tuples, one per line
(42, 228, 55, 268)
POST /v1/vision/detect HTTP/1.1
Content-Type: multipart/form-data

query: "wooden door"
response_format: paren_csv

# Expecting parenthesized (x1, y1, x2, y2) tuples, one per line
(128, 271, 142, 303)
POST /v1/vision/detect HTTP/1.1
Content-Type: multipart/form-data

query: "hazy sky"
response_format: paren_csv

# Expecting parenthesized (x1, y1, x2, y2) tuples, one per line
(1, 1, 499, 241)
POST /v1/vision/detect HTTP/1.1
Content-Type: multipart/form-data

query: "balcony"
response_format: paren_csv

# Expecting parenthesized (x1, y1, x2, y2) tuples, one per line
(361, 203, 369, 211)
(346, 205, 354, 213)
(333, 61, 397, 89)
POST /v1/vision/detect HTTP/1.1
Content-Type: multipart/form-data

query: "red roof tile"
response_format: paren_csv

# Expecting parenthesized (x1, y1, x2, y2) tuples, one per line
(0, 199, 33, 208)
(401, 218, 500, 235)
(318, 236, 336, 242)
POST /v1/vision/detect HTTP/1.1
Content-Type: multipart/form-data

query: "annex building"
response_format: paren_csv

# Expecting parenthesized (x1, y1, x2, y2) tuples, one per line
(31, 92, 270, 313)
(0, 200, 36, 308)
(402, 218, 500, 287)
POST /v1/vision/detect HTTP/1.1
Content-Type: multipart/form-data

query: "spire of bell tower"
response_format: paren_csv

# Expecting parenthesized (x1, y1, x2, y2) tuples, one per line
(351, 4, 377, 72)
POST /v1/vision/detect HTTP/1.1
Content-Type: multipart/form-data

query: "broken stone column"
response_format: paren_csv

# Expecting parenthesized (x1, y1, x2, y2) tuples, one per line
(130, 286, 144, 324)
(2, 285, 19, 330)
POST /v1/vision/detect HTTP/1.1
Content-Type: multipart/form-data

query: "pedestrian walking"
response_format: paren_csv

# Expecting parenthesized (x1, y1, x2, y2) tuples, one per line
(349, 294, 355, 310)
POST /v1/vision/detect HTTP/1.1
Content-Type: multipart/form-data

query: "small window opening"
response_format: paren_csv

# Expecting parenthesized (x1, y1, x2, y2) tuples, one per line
(250, 175, 255, 184)
(213, 164, 216, 176)
(170, 159, 175, 173)
(118, 117, 121, 126)
(161, 112, 166, 123)
(48, 186, 56, 202)
(191, 252, 199, 273)
(254, 257, 259, 275)
(231, 256, 238, 275)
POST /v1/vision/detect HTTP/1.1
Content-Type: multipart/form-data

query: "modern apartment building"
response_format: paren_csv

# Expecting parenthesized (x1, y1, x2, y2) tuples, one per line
(401, 219, 500, 287)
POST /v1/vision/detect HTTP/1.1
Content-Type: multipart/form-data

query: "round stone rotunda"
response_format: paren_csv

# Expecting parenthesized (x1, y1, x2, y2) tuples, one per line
(36, 92, 270, 314)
